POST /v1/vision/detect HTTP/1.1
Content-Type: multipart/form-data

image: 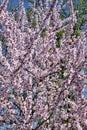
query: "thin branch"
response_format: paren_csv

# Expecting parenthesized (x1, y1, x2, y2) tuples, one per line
(41, 0, 57, 29)
(39, 69, 60, 82)
(23, 68, 40, 84)
(34, 112, 53, 130)
(0, 0, 8, 13)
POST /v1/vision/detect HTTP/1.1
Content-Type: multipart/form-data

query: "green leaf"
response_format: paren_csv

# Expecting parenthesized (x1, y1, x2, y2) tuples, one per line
(79, 0, 83, 4)
(56, 30, 65, 38)
(62, 118, 70, 124)
(72, 128, 76, 130)
(55, 30, 65, 48)
(38, 118, 42, 124)
(67, 94, 75, 101)
(32, 21, 37, 28)
(48, 49, 51, 54)
(41, 28, 47, 37)
(58, 72, 63, 79)
(56, 41, 61, 48)
(56, 81, 61, 86)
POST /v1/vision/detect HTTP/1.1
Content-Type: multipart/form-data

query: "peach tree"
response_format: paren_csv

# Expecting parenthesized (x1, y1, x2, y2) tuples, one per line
(0, 0, 87, 129)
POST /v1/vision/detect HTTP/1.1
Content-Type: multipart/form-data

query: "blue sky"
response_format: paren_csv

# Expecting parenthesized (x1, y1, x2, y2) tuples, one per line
(7, 0, 29, 9)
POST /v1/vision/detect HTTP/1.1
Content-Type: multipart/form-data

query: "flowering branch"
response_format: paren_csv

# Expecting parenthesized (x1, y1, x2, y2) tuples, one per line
(0, 0, 87, 129)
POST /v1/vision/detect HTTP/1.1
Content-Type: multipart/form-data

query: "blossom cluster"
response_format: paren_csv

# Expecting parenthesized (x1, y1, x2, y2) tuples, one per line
(0, 0, 87, 129)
